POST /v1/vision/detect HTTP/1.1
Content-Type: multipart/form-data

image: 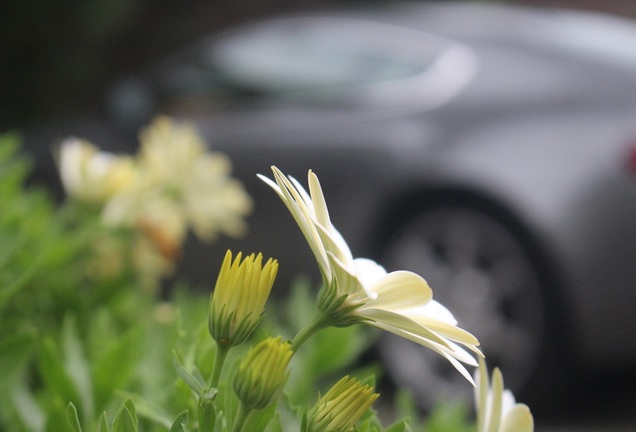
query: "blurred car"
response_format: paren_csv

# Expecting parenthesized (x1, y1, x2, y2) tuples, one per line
(24, 1, 636, 409)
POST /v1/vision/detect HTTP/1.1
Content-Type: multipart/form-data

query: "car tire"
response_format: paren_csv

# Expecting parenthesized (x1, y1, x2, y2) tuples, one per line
(375, 204, 556, 411)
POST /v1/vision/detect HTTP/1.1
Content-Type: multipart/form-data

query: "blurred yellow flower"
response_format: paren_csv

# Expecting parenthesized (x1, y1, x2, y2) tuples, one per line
(57, 117, 253, 291)
(57, 137, 134, 204)
(475, 358, 534, 432)
(103, 116, 252, 245)
(209, 250, 278, 347)
(305, 376, 379, 432)
(260, 166, 480, 384)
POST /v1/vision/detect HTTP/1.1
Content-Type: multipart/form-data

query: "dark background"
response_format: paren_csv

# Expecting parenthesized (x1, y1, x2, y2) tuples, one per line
(1, 0, 635, 132)
(2, 1, 636, 430)
(0, 0, 337, 132)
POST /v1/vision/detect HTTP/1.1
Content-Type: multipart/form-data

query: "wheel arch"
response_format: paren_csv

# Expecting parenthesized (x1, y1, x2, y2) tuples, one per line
(368, 184, 578, 401)
(370, 185, 547, 270)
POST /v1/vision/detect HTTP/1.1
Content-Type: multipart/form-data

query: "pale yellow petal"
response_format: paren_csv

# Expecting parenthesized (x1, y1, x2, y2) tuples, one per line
(305, 170, 355, 267)
(314, 219, 354, 266)
(476, 357, 489, 432)
(411, 299, 457, 324)
(501, 389, 516, 416)
(360, 308, 453, 349)
(488, 368, 504, 432)
(374, 321, 477, 385)
(268, 167, 331, 277)
(379, 298, 480, 350)
(500, 404, 534, 432)
(308, 170, 332, 232)
(407, 315, 479, 346)
(411, 332, 478, 367)
(363, 270, 433, 310)
(58, 138, 135, 203)
(352, 258, 388, 290)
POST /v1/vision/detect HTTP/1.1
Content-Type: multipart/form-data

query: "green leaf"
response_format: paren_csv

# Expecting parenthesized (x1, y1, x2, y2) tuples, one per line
(263, 409, 284, 432)
(9, 377, 45, 432)
(111, 400, 138, 432)
(299, 409, 308, 432)
(116, 392, 172, 429)
(0, 255, 41, 311)
(62, 316, 94, 421)
(45, 396, 73, 432)
(39, 338, 82, 414)
(98, 412, 111, 432)
(309, 325, 378, 377)
(0, 330, 36, 383)
(244, 402, 278, 431)
(283, 277, 317, 334)
(92, 325, 143, 410)
(198, 390, 217, 432)
(423, 400, 475, 432)
(66, 403, 83, 432)
(122, 400, 137, 424)
(170, 411, 190, 432)
(172, 350, 206, 396)
(44, 396, 76, 432)
(393, 389, 421, 431)
(385, 419, 412, 432)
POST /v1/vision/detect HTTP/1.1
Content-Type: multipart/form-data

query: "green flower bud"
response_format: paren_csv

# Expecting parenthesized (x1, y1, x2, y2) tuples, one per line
(316, 278, 369, 328)
(209, 250, 278, 347)
(305, 376, 379, 432)
(233, 337, 292, 410)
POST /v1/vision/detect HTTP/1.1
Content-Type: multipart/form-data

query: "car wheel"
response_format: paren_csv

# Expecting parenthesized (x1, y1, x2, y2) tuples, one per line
(377, 205, 548, 410)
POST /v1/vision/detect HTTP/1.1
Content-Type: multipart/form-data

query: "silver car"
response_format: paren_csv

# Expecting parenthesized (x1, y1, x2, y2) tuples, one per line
(27, 1, 636, 409)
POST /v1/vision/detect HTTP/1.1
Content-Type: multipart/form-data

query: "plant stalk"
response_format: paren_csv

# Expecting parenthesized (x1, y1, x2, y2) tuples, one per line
(209, 343, 230, 388)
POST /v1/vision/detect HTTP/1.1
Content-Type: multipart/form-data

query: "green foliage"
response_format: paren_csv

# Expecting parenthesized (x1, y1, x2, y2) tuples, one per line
(423, 402, 475, 432)
(266, 280, 382, 408)
(0, 134, 480, 431)
(0, 133, 80, 330)
(0, 133, 143, 340)
(67, 399, 140, 432)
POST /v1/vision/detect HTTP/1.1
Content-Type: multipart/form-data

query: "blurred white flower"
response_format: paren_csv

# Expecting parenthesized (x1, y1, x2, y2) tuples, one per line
(475, 358, 534, 432)
(57, 117, 252, 290)
(57, 137, 134, 204)
(103, 116, 253, 246)
(260, 166, 481, 383)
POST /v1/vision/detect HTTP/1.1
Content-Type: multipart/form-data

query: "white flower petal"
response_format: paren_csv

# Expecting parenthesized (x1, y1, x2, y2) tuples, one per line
(261, 166, 481, 384)
(315, 222, 354, 271)
(475, 358, 534, 432)
(352, 258, 388, 289)
(488, 368, 504, 432)
(500, 404, 534, 432)
(268, 167, 331, 277)
(308, 170, 332, 232)
(359, 308, 453, 349)
(374, 321, 477, 385)
(327, 252, 367, 297)
(363, 270, 432, 311)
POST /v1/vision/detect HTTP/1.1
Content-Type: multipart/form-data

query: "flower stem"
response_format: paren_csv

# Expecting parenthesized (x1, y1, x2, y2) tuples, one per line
(291, 310, 329, 352)
(231, 402, 252, 432)
(209, 343, 230, 388)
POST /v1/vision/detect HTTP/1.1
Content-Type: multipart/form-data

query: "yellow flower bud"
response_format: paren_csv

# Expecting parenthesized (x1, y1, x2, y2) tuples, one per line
(209, 250, 278, 347)
(233, 337, 292, 410)
(305, 376, 379, 432)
